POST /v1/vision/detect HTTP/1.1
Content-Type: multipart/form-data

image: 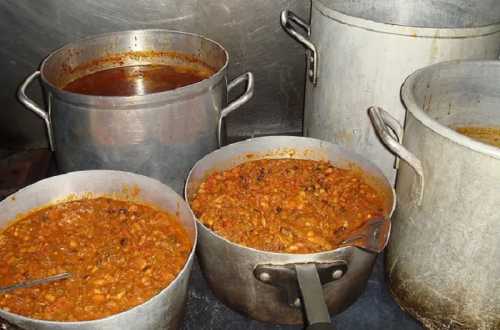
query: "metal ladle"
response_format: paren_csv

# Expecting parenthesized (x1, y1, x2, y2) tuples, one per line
(341, 216, 391, 254)
(0, 273, 71, 294)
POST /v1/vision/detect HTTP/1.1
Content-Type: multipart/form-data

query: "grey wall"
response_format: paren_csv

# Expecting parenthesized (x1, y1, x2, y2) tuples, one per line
(0, 0, 309, 148)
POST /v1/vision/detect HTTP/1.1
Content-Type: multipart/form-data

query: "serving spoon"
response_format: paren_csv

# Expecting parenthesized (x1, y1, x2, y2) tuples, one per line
(0, 273, 71, 294)
(340, 216, 391, 253)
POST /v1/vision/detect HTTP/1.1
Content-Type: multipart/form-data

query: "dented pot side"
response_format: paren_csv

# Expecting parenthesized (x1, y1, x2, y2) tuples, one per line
(185, 136, 396, 324)
(0, 170, 198, 330)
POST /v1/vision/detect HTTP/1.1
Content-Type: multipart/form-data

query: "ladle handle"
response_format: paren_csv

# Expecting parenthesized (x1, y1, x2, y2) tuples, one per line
(306, 324, 336, 330)
(295, 263, 335, 330)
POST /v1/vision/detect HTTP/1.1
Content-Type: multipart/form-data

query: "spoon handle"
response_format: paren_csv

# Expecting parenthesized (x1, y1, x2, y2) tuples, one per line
(0, 273, 71, 294)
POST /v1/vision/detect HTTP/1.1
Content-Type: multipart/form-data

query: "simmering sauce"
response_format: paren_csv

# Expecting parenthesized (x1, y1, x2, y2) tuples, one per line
(0, 197, 191, 321)
(455, 126, 500, 148)
(63, 64, 213, 96)
(190, 159, 386, 254)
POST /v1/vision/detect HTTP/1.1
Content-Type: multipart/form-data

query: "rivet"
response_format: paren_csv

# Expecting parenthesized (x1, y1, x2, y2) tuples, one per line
(259, 272, 271, 282)
(332, 269, 343, 280)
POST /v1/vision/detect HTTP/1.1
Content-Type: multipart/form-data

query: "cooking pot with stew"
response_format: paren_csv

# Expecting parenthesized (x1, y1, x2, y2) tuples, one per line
(369, 60, 500, 329)
(185, 136, 395, 328)
(0, 170, 197, 330)
(18, 29, 254, 193)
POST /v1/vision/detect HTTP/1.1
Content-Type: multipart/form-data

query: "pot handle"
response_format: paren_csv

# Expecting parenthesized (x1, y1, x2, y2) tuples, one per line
(368, 106, 424, 205)
(295, 264, 335, 330)
(280, 10, 318, 85)
(18, 71, 54, 151)
(218, 72, 255, 147)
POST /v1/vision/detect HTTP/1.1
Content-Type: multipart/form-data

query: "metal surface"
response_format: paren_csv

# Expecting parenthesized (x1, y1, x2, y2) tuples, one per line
(254, 262, 347, 308)
(0, 0, 308, 149)
(0, 273, 71, 295)
(185, 136, 396, 324)
(295, 264, 332, 328)
(0, 170, 197, 330)
(281, 11, 317, 85)
(218, 73, 255, 147)
(281, 0, 500, 184)
(368, 108, 424, 205)
(17, 29, 254, 194)
(371, 61, 500, 329)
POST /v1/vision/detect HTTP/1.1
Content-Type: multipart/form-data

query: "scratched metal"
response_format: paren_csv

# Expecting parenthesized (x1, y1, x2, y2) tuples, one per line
(0, 0, 308, 148)
(381, 61, 500, 329)
(292, 0, 500, 184)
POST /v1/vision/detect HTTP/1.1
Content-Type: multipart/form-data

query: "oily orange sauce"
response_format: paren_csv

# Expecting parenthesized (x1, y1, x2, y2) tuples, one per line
(190, 159, 386, 254)
(455, 126, 500, 148)
(63, 64, 213, 96)
(0, 197, 191, 321)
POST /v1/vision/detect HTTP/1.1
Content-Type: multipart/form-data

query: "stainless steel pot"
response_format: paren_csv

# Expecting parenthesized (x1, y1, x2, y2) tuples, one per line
(281, 0, 500, 184)
(369, 61, 500, 329)
(184, 136, 396, 327)
(17, 29, 254, 193)
(0, 170, 197, 330)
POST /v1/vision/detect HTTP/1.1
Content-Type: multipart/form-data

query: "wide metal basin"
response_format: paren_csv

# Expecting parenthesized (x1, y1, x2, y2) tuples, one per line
(0, 170, 197, 330)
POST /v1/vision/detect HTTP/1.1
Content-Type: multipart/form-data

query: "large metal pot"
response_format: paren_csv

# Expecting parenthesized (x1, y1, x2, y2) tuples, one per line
(281, 0, 500, 183)
(185, 136, 395, 327)
(0, 170, 197, 330)
(17, 29, 254, 193)
(369, 61, 500, 329)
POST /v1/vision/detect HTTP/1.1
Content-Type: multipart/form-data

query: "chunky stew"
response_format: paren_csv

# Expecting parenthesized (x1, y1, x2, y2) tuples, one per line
(0, 197, 191, 321)
(190, 159, 386, 254)
(455, 126, 500, 148)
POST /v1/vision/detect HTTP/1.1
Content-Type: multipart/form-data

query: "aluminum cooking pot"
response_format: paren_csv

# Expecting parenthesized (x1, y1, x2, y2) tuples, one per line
(369, 60, 500, 329)
(280, 0, 500, 184)
(184, 136, 396, 328)
(18, 29, 254, 193)
(0, 170, 197, 330)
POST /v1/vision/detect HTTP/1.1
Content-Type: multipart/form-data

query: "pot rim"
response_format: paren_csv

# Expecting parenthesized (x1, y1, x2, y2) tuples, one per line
(184, 135, 396, 260)
(314, 0, 500, 38)
(39, 29, 229, 107)
(401, 60, 500, 160)
(0, 169, 198, 326)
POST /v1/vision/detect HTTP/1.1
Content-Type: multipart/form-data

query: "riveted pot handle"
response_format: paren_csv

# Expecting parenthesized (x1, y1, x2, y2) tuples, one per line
(18, 71, 54, 151)
(368, 106, 424, 205)
(218, 72, 254, 147)
(280, 10, 318, 85)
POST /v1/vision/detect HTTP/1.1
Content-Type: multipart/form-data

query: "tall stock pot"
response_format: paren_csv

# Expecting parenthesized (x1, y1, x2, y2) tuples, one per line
(185, 136, 395, 326)
(369, 61, 500, 329)
(18, 29, 254, 193)
(0, 170, 197, 330)
(281, 0, 500, 183)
